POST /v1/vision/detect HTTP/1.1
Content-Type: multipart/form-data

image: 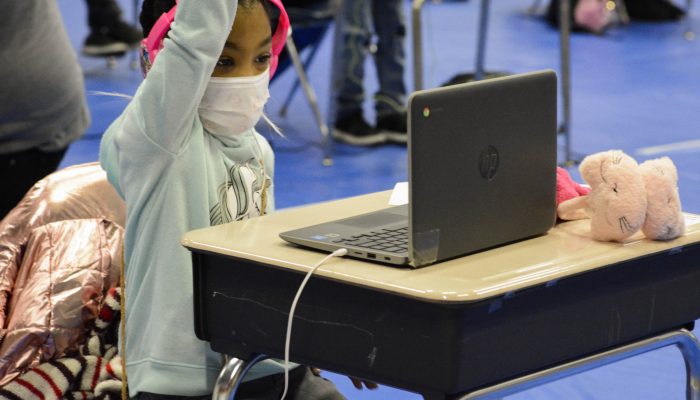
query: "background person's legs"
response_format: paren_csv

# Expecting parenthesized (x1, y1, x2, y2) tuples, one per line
(371, 0, 408, 143)
(332, 0, 386, 146)
(82, 0, 142, 57)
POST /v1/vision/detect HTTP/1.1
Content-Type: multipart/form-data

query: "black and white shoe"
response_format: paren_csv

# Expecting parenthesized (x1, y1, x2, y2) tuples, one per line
(376, 111, 407, 144)
(82, 32, 128, 56)
(333, 113, 386, 146)
(82, 21, 142, 57)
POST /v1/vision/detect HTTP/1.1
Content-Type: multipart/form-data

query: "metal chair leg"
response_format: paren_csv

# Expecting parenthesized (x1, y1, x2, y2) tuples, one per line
(212, 354, 268, 400)
(559, 0, 573, 165)
(131, 0, 141, 70)
(615, 0, 631, 25)
(285, 30, 333, 166)
(474, 0, 490, 81)
(412, 0, 426, 91)
(279, 36, 325, 117)
(685, 0, 695, 41)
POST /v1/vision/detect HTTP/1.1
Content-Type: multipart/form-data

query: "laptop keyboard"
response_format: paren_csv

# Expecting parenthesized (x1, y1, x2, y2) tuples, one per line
(332, 227, 408, 253)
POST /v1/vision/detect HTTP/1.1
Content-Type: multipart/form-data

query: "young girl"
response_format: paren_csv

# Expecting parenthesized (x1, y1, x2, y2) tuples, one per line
(99, 0, 354, 398)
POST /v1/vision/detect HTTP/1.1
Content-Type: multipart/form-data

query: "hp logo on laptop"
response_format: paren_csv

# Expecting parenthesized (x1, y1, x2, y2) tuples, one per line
(479, 145, 499, 181)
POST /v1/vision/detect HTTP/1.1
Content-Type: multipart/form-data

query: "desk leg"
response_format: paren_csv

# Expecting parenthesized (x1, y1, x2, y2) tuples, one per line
(212, 354, 268, 400)
(456, 329, 700, 400)
(679, 333, 700, 400)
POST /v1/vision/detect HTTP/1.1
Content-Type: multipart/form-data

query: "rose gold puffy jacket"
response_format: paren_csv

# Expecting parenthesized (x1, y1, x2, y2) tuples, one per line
(0, 162, 126, 385)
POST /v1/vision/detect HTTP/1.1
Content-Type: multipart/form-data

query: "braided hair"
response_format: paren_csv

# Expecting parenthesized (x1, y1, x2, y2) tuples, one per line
(139, 0, 279, 37)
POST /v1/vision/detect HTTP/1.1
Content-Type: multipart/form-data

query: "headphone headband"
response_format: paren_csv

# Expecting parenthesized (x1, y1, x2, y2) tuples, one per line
(139, 0, 289, 78)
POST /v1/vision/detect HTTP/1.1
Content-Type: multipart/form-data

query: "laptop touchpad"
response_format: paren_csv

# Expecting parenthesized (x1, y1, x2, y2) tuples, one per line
(339, 212, 406, 229)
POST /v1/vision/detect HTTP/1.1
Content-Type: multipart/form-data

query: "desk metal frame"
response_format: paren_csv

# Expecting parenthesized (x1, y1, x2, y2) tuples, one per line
(212, 329, 700, 400)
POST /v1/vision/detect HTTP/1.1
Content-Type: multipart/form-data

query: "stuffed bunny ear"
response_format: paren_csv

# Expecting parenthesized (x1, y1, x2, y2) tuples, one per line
(578, 152, 606, 188)
(639, 157, 685, 240)
(642, 156, 679, 183)
(578, 150, 633, 188)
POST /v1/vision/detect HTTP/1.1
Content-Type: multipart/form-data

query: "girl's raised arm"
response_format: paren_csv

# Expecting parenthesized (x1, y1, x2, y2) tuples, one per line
(118, 0, 238, 154)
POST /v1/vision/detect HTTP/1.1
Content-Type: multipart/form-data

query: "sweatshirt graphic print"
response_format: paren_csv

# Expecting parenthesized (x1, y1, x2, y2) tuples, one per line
(209, 157, 270, 225)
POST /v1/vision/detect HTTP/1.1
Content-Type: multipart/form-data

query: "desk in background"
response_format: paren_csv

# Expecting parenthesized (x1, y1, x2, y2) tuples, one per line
(182, 191, 700, 399)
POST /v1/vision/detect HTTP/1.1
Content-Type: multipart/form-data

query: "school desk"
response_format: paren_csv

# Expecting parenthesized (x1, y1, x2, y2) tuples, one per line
(182, 191, 700, 400)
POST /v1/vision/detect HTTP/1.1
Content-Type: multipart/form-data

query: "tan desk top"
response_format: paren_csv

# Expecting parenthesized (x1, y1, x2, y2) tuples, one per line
(182, 191, 700, 303)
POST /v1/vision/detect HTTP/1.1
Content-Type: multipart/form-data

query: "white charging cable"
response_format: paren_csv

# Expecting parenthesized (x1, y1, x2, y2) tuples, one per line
(280, 248, 348, 400)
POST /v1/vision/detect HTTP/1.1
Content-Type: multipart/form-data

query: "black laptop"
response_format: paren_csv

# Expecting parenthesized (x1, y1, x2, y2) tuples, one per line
(280, 70, 558, 268)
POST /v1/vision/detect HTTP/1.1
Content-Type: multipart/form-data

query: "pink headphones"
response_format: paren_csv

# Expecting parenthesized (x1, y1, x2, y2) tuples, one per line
(139, 0, 290, 78)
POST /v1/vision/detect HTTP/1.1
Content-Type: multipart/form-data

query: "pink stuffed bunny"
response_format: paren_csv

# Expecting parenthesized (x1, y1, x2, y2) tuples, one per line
(558, 150, 685, 242)
(639, 157, 685, 240)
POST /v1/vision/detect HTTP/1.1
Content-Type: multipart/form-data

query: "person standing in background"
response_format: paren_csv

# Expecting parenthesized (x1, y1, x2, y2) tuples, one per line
(0, 0, 90, 219)
(332, 0, 409, 146)
(82, 0, 143, 56)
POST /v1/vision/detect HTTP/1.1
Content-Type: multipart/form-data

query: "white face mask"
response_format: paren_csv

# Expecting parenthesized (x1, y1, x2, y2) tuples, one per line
(198, 68, 270, 137)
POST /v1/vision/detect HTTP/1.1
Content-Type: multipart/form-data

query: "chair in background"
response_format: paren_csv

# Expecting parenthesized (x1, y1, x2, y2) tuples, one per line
(411, 0, 629, 166)
(0, 162, 125, 387)
(413, 0, 697, 166)
(272, 0, 341, 166)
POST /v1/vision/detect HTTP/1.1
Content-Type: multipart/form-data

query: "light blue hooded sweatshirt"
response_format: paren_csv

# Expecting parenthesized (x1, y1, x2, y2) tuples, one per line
(99, 0, 295, 396)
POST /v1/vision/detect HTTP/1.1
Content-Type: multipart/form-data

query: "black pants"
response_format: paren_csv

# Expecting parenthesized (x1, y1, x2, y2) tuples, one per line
(85, 0, 124, 30)
(0, 147, 67, 220)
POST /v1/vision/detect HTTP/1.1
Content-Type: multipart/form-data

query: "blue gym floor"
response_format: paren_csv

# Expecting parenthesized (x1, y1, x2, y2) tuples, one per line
(57, 0, 700, 398)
